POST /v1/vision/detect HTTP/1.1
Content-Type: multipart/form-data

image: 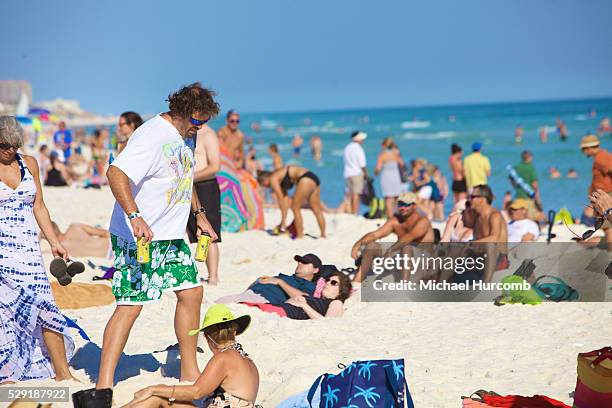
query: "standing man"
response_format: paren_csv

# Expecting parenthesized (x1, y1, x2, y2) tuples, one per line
(343, 131, 368, 214)
(187, 123, 222, 285)
(91, 84, 220, 401)
(53, 121, 72, 163)
(580, 134, 612, 244)
(510, 150, 543, 222)
(463, 142, 491, 192)
(449, 143, 467, 203)
(218, 110, 244, 167)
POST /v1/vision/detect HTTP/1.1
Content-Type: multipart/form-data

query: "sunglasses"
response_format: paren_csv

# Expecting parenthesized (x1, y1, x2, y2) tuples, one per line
(190, 117, 210, 126)
(229, 119, 240, 124)
(325, 278, 340, 286)
(0, 143, 17, 150)
(469, 194, 484, 200)
(398, 202, 415, 208)
(563, 217, 604, 241)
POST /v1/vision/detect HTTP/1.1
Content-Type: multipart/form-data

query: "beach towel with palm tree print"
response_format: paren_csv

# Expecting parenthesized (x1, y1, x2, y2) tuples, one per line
(307, 359, 415, 408)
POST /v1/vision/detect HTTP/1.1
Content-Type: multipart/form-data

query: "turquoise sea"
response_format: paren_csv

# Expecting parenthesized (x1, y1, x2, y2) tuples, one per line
(213, 98, 612, 218)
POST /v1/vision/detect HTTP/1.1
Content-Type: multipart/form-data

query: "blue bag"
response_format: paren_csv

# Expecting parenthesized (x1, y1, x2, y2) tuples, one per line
(307, 359, 415, 408)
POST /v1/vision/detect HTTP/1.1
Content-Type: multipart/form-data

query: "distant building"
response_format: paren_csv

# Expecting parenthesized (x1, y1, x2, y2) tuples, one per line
(0, 80, 32, 114)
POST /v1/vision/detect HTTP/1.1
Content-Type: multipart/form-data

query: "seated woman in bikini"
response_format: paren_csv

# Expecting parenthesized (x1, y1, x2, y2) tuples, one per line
(123, 305, 259, 408)
(257, 165, 326, 238)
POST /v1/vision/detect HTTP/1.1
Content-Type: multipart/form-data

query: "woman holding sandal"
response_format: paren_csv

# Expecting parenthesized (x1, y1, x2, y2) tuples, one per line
(0, 116, 76, 382)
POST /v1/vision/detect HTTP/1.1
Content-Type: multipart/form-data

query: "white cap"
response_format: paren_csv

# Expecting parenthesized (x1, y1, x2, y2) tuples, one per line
(352, 131, 367, 142)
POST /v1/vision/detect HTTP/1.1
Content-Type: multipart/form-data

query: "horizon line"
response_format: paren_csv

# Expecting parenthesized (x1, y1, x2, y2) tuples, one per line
(237, 94, 612, 117)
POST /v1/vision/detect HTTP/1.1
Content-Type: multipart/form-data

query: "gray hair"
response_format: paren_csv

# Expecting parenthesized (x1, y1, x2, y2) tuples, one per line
(0, 116, 24, 148)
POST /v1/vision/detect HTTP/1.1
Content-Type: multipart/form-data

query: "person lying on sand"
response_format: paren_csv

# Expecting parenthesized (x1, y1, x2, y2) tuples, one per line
(215, 254, 322, 304)
(122, 305, 259, 408)
(350, 192, 434, 282)
(245, 270, 353, 319)
(41, 221, 110, 258)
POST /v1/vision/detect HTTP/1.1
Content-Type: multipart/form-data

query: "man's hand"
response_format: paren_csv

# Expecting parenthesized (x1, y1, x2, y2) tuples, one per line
(130, 217, 154, 243)
(350, 243, 361, 260)
(258, 276, 280, 285)
(590, 189, 612, 217)
(196, 214, 218, 241)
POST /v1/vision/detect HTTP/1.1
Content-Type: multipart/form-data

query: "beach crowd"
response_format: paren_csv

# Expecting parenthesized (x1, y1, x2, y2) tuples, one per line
(0, 82, 611, 407)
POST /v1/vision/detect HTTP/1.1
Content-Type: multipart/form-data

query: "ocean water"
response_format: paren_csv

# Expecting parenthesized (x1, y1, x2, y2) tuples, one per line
(211, 98, 612, 218)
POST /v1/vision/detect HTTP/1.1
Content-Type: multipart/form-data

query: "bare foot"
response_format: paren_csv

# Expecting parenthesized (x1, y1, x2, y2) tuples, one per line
(206, 278, 218, 286)
(55, 372, 81, 382)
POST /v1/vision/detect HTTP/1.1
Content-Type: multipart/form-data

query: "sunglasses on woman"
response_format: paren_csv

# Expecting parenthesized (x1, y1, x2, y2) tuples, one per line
(325, 278, 340, 286)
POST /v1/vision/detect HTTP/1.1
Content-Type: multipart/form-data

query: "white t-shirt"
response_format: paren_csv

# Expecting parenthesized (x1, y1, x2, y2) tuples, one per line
(507, 219, 540, 243)
(109, 115, 195, 241)
(343, 142, 366, 178)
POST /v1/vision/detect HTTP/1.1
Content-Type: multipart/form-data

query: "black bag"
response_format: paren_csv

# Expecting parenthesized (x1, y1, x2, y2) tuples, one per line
(360, 177, 376, 205)
(72, 388, 113, 408)
(399, 163, 410, 183)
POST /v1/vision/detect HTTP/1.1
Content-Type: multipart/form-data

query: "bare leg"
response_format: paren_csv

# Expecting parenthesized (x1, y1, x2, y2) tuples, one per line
(41, 328, 75, 381)
(97, 305, 143, 389)
(351, 194, 360, 215)
(125, 395, 196, 408)
(353, 243, 382, 283)
(174, 286, 203, 382)
(308, 187, 326, 238)
(205, 243, 219, 285)
(384, 197, 394, 218)
(291, 179, 316, 238)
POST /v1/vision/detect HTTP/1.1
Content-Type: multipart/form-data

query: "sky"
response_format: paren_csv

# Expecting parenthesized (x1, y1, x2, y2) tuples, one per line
(2, 0, 612, 115)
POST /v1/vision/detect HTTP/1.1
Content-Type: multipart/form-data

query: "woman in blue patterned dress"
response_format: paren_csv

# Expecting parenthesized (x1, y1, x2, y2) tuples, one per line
(0, 116, 75, 383)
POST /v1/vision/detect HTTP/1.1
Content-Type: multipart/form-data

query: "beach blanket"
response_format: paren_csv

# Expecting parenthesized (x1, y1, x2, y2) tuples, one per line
(217, 147, 264, 232)
(50, 281, 115, 309)
(462, 390, 570, 407)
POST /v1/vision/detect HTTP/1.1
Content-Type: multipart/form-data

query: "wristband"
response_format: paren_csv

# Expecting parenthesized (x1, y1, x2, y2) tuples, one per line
(168, 385, 175, 405)
(193, 207, 206, 216)
(128, 212, 141, 220)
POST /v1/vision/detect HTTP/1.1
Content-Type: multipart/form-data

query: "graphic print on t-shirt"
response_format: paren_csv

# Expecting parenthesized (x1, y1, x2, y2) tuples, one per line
(163, 141, 194, 206)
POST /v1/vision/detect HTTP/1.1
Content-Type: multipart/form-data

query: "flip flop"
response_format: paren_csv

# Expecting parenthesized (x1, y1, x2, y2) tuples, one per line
(50, 257, 72, 286)
(66, 260, 85, 277)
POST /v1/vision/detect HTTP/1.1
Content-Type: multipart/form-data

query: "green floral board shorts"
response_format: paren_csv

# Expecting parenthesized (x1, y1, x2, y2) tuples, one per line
(111, 235, 201, 305)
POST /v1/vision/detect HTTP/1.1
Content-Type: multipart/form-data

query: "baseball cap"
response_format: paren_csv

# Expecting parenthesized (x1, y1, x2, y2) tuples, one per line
(509, 198, 529, 210)
(579, 134, 600, 149)
(351, 131, 367, 142)
(318, 264, 340, 278)
(472, 142, 482, 152)
(398, 192, 418, 205)
(294, 253, 322, 269)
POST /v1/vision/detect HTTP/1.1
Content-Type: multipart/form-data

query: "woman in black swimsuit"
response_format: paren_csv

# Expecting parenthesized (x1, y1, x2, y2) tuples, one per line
(257, 165, 326, 238)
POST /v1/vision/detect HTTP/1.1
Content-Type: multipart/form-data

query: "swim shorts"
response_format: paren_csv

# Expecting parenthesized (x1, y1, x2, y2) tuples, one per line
(111, 235, 201, 305)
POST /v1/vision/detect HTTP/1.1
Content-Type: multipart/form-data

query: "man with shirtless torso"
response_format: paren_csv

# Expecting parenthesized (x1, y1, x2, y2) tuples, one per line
(350, 192, 434, 282)
(186, 124, 222, 285)
(449, 143, 467, 203)
(466, 184, 508, 282)
(217, 110, 244, 167)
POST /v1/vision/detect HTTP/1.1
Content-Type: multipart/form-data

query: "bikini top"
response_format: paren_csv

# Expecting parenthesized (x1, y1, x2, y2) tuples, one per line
(280, 166, 294, 194)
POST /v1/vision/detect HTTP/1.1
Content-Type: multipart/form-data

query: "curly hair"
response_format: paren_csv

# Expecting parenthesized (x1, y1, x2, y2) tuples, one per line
(167, 82, 220, 119)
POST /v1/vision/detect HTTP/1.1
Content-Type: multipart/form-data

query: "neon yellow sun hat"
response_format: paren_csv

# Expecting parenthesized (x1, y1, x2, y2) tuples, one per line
(188, 304, 251, 336)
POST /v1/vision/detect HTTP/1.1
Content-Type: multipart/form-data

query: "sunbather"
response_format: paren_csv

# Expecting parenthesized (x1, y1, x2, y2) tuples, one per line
(41, 221, 110, 258)
(122, 305, 259, 408)
(247, 270, 353, 320)
(215, 254, 322, 304)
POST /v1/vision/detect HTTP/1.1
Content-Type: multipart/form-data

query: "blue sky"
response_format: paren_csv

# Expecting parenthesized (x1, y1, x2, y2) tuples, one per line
(2, 0, 611, 115)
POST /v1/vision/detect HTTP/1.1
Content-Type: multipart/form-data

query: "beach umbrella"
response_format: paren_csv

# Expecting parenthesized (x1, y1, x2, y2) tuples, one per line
(29, 107, 51, 115)
(16, 116, 32, 125)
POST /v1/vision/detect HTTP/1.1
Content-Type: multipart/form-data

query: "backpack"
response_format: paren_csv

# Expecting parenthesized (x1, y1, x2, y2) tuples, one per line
(307, 359, 415, 408)
(364, 198, 386, 219)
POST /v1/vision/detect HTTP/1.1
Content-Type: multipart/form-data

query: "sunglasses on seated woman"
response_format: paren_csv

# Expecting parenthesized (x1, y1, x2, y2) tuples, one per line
(581, 217, 605, 240)
(325, 277, 340, 286)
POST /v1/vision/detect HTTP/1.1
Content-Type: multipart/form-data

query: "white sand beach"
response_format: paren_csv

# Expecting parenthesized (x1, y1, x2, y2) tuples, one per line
(24, 187, 612, 407)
